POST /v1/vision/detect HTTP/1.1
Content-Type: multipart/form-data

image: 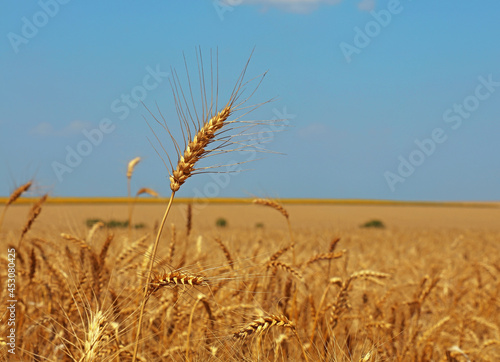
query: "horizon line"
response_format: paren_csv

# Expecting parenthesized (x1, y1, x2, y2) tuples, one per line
(1, 197, 499, 208)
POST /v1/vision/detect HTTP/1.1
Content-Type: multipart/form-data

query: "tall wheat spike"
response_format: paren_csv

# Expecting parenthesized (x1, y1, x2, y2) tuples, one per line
(127, 157, 141, 239)
(132, 49, 273, 361)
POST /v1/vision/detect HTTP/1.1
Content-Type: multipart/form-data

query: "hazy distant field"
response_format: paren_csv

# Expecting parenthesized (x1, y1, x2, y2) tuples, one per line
(3, 199, 500, 234)
(2, 200, 500, 361)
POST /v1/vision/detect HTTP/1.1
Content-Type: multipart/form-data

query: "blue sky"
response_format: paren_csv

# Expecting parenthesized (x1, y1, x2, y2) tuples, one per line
(1, 0, 499, 200)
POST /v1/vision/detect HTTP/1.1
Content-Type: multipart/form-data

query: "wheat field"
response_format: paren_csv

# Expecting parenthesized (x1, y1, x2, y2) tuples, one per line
(2, 51, 499, 361)
(1, 199, 499, 361)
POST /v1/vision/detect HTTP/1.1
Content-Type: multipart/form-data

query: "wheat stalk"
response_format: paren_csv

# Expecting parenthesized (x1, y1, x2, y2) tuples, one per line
(268, 261, 304, 282)
(61, 233, 92, 251)
(269, 243, 294, 263)
(166, 223, 176, 265)
(0, 179, 34, 233)
(329, 270, 389, 330)
(19, 194, 48, 247)
(214, 237, 234, 269)
(132, 50, 271, 361)
(87, 221, 104, 244)
(253, 198, 289, 219)
(186, 203, 192, 237)
(135, 187, 158, 197)
(303, 251, 344, 268)
(253, 198, 295, 263)
(127, 156, 141, 238)
(0, 180, 34, 233)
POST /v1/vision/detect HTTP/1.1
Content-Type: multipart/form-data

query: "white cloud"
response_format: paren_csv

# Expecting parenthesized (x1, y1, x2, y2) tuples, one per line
(357, 0, 375, 11)
(297, 122, 331, 141)
(30, 120, 93, 137)
(239, 0, 342, 13)
(30, 122, 55, 136)
(62, 120, 92, 135)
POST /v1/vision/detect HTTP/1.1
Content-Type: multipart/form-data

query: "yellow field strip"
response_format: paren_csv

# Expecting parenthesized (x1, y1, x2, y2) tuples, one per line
(1, 197, 499, 208)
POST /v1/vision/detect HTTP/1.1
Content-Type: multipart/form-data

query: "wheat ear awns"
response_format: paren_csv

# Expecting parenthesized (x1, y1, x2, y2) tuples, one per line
(132, 50, 269, 362)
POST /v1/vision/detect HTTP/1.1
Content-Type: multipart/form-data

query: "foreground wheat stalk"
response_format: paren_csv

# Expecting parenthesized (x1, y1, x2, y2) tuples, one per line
(132, 50, 270, 361)
(132, 107, 232, 360)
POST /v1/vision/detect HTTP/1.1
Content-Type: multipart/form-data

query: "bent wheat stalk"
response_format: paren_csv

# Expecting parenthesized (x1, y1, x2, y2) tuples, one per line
(0, 180, 32, 234)
(132, 50, 273, 361)
(253, 198, 295, 263)
(19, 193, 48, 247)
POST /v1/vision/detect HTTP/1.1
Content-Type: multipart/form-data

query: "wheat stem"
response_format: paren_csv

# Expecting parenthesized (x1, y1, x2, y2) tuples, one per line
(185, 295, 203, 362)
(132, 190, 175, 362)
(128, 176, 132, 240)
(127, 157, 141, 239)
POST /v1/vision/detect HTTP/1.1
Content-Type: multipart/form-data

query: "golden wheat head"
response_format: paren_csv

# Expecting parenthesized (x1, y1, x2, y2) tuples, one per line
(233, 314, 295, 340)
(127, 157, 141, 179)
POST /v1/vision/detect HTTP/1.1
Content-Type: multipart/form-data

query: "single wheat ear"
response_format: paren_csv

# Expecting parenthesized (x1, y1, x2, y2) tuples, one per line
(127, 157, 141, 179)
(135, 187, 159, 197)
(253, 198, 289, 219)
(303, 251, 344, 268)
(147, 270, 207, 297)
(19, 193, 48, 247)
(82, 309, 108, 362)
(268, 261, 304, 282)
(233, 314, 295, 339)
(0, 180, 33, 233)
(253, 198, 296, 263)
(133, 49, 273, 362)
(233, 314, 310, 361)
(8, 181, 33, 205)
(170, 106, 231, 192)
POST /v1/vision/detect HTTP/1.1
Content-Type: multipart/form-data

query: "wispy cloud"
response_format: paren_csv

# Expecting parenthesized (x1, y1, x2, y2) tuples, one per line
(30, 120, 93, 137)
(357, 0, 375, 11)
(297, 122, 334, 141)
(30, 122, 54, 136)
(239, 0, 342, 13)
